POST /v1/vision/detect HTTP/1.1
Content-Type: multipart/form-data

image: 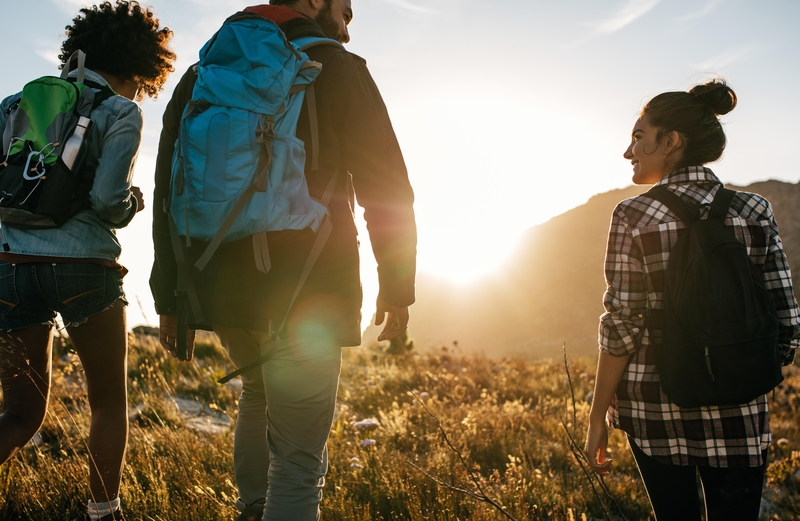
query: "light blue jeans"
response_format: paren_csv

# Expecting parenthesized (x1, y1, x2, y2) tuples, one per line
(215, 326, 342, 521)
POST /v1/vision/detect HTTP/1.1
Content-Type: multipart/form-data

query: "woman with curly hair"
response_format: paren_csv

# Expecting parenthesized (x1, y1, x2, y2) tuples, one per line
(584, 79, 800, 520)
(0, 2, 175, 520)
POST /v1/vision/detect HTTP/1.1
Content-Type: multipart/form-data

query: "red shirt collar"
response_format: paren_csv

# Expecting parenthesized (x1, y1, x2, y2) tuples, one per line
(244, 5, 308, 26)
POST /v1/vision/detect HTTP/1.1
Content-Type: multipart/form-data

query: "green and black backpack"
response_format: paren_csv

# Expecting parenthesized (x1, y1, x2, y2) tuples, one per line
(0, 51, 115, 250)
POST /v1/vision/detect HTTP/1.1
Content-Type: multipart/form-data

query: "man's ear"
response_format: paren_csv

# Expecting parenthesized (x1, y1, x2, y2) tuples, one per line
(296, 0, 324, 17)
(308, 0, 325, 13)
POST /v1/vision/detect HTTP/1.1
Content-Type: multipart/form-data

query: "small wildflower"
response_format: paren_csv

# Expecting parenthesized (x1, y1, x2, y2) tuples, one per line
(359, 439, 376, 448)
(778, 438, 790, 447)
(354, 418, 380, 431)
(351, 462, 364, 469)
(420, 392, 430, 402)
(350, 457, 360, 463)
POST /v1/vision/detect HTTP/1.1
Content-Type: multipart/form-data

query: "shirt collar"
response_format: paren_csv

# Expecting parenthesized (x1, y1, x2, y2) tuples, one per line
(653, 166, 722, 187)
(67, 68, 111, 88)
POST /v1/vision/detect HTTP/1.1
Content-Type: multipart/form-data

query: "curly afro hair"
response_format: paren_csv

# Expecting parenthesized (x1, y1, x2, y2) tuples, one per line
(60, 1, 176, 100)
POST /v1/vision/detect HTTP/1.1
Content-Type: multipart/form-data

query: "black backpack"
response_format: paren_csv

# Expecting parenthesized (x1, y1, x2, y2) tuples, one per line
(646, 186, 782, 407)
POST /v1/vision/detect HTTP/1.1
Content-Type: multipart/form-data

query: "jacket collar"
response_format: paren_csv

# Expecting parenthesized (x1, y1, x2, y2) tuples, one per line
(653, 166, 722, 187)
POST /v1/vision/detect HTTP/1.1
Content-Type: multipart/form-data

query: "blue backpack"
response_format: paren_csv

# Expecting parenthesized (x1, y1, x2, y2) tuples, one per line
(168, 13, 343, 363)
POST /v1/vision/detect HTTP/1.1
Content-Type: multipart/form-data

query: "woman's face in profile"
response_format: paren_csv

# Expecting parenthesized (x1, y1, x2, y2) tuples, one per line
(624, 116, 669, 185)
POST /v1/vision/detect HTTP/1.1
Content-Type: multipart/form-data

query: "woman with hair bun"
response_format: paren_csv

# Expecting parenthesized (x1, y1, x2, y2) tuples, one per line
(584, 79, 800, 520)
(0, 2, 175, 520)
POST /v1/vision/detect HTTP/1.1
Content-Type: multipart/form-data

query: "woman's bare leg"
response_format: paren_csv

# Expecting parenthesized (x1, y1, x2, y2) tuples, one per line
(0, 325, 53, 464)
(67, 300, 128, 503)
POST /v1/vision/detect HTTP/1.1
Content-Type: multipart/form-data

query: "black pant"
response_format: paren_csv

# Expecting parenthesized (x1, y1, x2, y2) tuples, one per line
(629, 438, 766, 521)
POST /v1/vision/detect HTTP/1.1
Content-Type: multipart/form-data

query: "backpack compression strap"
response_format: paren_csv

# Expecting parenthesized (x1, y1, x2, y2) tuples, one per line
(193, 122, 274, 272)
(216, 171, 339, 384)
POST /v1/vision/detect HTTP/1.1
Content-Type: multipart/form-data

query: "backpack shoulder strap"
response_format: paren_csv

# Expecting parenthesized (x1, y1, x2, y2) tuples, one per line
(709, 187, 735, 221)
(645, 186, 700, 224)
(290, 36, 344, 172)
(294, 36, 346, 53)
(75, 80, 117, 113)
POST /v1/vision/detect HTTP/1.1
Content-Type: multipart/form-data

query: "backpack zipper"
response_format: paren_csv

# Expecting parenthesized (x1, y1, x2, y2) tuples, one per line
(704, 346, 716, 382)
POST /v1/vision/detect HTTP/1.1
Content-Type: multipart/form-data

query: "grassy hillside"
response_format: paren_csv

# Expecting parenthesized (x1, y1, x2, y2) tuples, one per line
(2, 332, 800, 520)
(409, 180, 800, 359)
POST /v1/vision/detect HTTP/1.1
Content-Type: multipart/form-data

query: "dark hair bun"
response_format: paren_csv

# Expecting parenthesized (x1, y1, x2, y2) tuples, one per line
(689, 80, 737, 116)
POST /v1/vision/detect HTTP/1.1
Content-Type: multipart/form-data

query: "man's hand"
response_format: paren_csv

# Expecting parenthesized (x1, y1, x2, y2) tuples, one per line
(584, 419, 612, 475)
(159, 314, 196, 361)
(375, 296, 409, 342)
(131, 186, 145, 213)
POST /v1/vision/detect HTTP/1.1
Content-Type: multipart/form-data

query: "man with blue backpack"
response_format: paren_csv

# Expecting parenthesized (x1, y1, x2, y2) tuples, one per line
(149, 1, 416, 520)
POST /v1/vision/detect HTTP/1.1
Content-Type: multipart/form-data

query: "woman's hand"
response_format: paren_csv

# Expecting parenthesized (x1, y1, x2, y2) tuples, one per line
(584, 351, 631, 475)
(131, 186, 145, 213)
(584, 419, 612, 475)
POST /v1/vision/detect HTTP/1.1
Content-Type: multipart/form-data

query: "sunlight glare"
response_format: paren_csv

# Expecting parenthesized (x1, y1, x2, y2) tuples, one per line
(389, 90, 609, 284)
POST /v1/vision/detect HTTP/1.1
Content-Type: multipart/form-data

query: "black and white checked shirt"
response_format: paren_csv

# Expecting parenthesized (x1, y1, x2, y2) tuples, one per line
(599, 166, 800, 467)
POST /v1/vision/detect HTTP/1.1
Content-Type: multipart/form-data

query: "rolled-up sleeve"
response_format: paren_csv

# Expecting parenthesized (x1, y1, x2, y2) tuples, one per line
(89, 103, 143, 227)
(761, 202, 800, 365)
(599, 204, 647, 356)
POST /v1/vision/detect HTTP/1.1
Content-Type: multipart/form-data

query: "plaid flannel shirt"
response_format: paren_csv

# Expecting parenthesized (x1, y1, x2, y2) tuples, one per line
(599, 166, 800, 467)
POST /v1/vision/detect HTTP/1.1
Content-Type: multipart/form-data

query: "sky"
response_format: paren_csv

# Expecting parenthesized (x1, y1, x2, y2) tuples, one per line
(1, 0, 799, 330)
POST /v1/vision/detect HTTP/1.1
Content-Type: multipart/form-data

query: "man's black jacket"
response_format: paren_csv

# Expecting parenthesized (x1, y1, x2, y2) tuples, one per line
(149, 8, 416, 346)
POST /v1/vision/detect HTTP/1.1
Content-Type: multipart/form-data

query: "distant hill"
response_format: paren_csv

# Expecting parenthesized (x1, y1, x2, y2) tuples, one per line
(403, 180, 800, 359)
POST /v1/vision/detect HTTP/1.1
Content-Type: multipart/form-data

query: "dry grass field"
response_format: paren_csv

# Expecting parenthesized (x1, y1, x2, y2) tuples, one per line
(1, 331, 800, 520)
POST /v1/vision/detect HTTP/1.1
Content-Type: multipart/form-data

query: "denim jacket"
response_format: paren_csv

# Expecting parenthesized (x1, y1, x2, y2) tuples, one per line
(0, 69, 142, 262)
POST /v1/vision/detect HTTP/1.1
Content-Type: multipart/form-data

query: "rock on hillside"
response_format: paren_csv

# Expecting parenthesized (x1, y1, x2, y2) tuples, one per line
(407, 180, 800, 359)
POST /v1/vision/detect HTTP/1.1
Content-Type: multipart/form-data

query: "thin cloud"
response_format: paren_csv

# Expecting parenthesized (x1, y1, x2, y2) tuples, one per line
(35, 47, 63, 68)
(587, 0, 662, 36)
(379, 0, 435, 14)
(673, 0, 723, 22)
(565, 0, 661, 49)
(692, 43, 760, 71)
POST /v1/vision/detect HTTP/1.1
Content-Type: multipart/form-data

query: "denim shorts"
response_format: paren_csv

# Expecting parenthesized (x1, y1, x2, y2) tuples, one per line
(0, 261, 127, 331)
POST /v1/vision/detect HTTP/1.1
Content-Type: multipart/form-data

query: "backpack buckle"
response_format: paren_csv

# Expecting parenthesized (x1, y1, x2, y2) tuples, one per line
(256, 115, 275, 145)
